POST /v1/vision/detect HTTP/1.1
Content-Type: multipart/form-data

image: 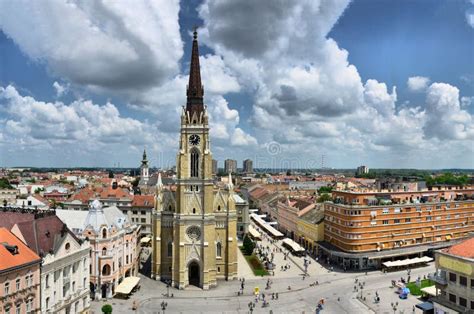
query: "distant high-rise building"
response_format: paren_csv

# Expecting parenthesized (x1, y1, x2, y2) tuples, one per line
(356, 165, 369, 175)
(243, 159, 253, 173)
(224, 159, 237, 174)
(212, 159, 218, 174)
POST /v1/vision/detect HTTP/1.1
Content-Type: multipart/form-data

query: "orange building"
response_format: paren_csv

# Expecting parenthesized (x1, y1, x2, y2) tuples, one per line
(319, 186, 474, 269)
(0, 228, 41, 314)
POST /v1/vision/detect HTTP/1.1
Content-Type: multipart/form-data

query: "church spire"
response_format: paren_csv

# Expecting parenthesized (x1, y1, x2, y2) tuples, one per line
(186, 28, 204, 117)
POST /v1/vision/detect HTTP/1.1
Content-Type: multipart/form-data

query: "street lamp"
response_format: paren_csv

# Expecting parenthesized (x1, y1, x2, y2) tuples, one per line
(161, 301, 168, 313)
(248, 302, 255, 313)
(391, 301, 398, 314)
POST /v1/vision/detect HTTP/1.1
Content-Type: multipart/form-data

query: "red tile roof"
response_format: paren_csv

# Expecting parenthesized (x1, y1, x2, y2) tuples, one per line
(0, 228, 41, 271)
(444, 237, 474, 259)
(132, 195, 154, 207)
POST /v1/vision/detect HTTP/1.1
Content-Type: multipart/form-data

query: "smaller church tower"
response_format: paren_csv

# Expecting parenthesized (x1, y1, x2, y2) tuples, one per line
(140, 149, 150, 185)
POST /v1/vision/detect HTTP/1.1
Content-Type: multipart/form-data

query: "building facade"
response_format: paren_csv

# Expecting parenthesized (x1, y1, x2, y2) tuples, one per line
(212, 159, 218, 175)
(0, 189, 18, 206)
(430, 237, 474, 313)
(151, 31, 238, 290)
(0, 228, 41, 314)
(320, 187, 474, 269)
(224, 159, 237, 174)
(234, 194, 250, 239)
(56, 201, 140, 300)
(296, 208, 325, 257)
(243, 159, 253, 174)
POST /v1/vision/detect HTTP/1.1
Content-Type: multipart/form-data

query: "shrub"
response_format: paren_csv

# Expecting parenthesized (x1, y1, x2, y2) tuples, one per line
(101, 304, 113, 314)
(242, 235, 255, 255)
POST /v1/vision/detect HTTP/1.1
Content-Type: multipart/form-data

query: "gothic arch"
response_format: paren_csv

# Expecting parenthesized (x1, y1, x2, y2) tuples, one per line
(190, 147, 200, 178)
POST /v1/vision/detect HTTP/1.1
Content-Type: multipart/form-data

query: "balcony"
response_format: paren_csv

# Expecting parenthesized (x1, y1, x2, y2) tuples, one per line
(428, 272, 447, 285)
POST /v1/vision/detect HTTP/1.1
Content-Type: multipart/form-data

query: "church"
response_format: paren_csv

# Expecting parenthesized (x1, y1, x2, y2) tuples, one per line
(151, 30, 238, 289)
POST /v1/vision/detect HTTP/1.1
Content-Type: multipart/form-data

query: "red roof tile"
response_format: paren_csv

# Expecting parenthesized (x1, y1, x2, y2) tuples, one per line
(132, 195, 154, 207)
(444, 237, 474, 259)
(0, 228, 41, 271)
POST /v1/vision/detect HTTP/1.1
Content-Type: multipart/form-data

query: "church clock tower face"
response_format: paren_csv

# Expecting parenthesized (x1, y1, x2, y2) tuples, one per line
(189, 134, 200, 146)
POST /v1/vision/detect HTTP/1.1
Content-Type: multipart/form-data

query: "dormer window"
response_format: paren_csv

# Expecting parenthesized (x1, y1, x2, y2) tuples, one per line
(102, 228, 107, 239)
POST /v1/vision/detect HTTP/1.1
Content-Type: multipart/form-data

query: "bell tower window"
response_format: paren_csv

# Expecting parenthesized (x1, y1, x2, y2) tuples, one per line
(190, 148, 199, 178)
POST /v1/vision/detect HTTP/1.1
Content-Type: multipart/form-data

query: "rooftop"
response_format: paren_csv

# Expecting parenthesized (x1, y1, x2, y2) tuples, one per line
(442, 237, 474, 259)
(0, 228, 41, 272)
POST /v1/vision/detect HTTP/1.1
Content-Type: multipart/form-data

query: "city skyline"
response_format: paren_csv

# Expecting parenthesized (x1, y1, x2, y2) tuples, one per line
(0, 0, 473, 169)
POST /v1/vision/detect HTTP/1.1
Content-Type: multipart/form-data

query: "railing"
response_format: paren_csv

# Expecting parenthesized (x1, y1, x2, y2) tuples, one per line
(428, 272, 447, 285)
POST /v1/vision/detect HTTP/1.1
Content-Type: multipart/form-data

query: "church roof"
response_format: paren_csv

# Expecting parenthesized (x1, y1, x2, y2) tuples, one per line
(186, 29, 204, 117)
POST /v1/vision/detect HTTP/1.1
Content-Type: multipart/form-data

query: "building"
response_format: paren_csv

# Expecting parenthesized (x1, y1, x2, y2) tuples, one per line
(128, 195, 154, 236)
(296, 207, 325, 257)
(0, 188, 18, 206)
(276, 197, 316, 239)
(430, 237, 474, 313)
(56, 200, 140, 300)
(356, 165, 369, 175)
(139, 149, 150, 185)
(289, 181, 331, 191)
(0, 228, 41, 314)
(320, 187, 474, 269)
(234, 194, 250, 239)
(243, 159, 253, 174)
(151, 31, 238, 290)
(212, 159, 218, 175)
(224, 159, 238, 174)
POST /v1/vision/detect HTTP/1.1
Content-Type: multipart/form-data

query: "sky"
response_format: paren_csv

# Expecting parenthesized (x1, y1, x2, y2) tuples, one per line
(0, 0, 473, 169)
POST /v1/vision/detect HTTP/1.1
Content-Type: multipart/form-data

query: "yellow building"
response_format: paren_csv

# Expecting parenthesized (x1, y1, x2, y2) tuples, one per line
(151, 30, 238, 290)
(296, 208, 325, 256)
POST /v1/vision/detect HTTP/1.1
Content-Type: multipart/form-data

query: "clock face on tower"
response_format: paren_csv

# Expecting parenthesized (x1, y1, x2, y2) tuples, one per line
(189, 134, 200, 146)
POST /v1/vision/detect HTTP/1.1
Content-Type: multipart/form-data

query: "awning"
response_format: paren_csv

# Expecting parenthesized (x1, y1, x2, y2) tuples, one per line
(140, 237, 151, 244)
(420, 286, 437, 297)
(446, 235, 452, 240)
(115, 276, 140, 295)
(382, 256, 433, 267)
(248, 225, 262, 239)
(416, 302, 434, 311)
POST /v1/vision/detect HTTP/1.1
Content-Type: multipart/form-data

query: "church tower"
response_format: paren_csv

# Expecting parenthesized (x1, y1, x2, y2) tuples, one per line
(140, 149, 150, 185)
(151, 30, 238, 289)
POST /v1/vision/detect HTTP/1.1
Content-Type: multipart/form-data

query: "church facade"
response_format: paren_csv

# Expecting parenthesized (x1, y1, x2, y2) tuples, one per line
(151, 31, 238, 289)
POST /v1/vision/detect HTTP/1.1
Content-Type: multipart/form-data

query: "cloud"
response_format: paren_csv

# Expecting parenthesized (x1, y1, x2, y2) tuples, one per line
(53, 81, 68, 98)
(0, 0, 182, 92)
(423, 83, 474, 140)
(231, 128, 258, 146)
(407, 76, 431, 92)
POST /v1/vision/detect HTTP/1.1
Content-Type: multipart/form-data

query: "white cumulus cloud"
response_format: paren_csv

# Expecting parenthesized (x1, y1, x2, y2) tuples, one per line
(407, 76, 431, 92)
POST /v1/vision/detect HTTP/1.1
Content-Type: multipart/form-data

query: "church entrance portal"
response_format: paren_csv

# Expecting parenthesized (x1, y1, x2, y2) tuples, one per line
(188, 261, 200, 287)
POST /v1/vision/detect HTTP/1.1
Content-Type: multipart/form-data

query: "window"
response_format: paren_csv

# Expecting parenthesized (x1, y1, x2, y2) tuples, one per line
(46, 297, 50, 309)
(459, 297, 467, 307)
(426, 216, 432, 221)
(460, 276, 467, 286)
(141, 218, 146, 223)
(167, 242, 172, 257)
(471, 278, 474, 288)
(45, 274, 49, 288)
(383, 220, 389, 225)
(394, 219, 400, 224)
(405, 218, 411, 223)
(133, 210, 138, 215)
(102, 247, 107, 256)
(15, 303, 21, 314)
(15, 279, 20, 291)
(141, 211, 146, 215)
(190, 148, 199, 177)
(26, 298, 32, 312)
(394, 208, 401, 213)
(4, 305, 10, 314)
(216, 242, 222, 257)
(72, 281, 75, 292)
(382, 208, 389, 214)
(102, 228, 107, 239)
(449, 293, 456, 303)
(449, 272, 456, 282)
(192, 208, 196, 214)
(65, 242, 70, 250)
(217, 205, 221, 212)
(102, 264, 111, 276)
(5, 281, 10, 295)
(370, 221, 377, 225)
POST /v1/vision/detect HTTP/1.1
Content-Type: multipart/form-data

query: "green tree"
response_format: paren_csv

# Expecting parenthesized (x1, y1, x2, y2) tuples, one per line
(0, 178, 13, 189)
(242, 235, 255, 255)
(317, 186, 333, 194)
(101, 304, 113, 314)
(317, 193, 332, 203)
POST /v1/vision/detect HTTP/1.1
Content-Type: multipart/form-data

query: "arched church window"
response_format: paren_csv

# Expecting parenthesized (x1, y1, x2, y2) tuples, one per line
(167, 242, 172, 257)
(192, 208, 196, 214)
(216, 242, 222, 257)
(190, 148, 199, 177)
(217, 205, 221, 212)
(168, 205, 172, 212)
(102, 228, 107, 239)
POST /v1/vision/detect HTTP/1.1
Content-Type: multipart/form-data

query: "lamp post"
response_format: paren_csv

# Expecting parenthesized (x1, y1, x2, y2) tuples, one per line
(391, 301, 398, 314)
(161, 301, 168, 314)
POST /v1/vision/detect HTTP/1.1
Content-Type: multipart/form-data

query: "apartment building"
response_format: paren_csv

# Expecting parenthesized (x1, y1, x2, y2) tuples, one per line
(126, 195, 154, 236)
(320, 186, 474, 269)
(430, 237, 474, 313)
(243, 159, 253, 174)
(276, 197, 316, 240)
(234, 194, 250, 239)
(0, 228, 41, 314)
(224, 159, 237, 174)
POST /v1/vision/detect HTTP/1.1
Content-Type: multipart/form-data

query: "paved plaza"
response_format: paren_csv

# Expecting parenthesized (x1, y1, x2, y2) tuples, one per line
(91, 223, 436, 313)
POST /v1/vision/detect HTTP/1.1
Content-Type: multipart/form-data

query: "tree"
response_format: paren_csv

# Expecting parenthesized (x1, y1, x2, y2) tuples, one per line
(317, 186, 333, 194)
(101, 304, 113, 314)
(108, 171, 114, 179)
(317, 193, 332, 203)
(242, 235, 255, 255)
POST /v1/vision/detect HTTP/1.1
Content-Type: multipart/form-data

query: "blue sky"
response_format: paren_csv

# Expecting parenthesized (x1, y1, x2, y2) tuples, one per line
(0, 0, 473, 169)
